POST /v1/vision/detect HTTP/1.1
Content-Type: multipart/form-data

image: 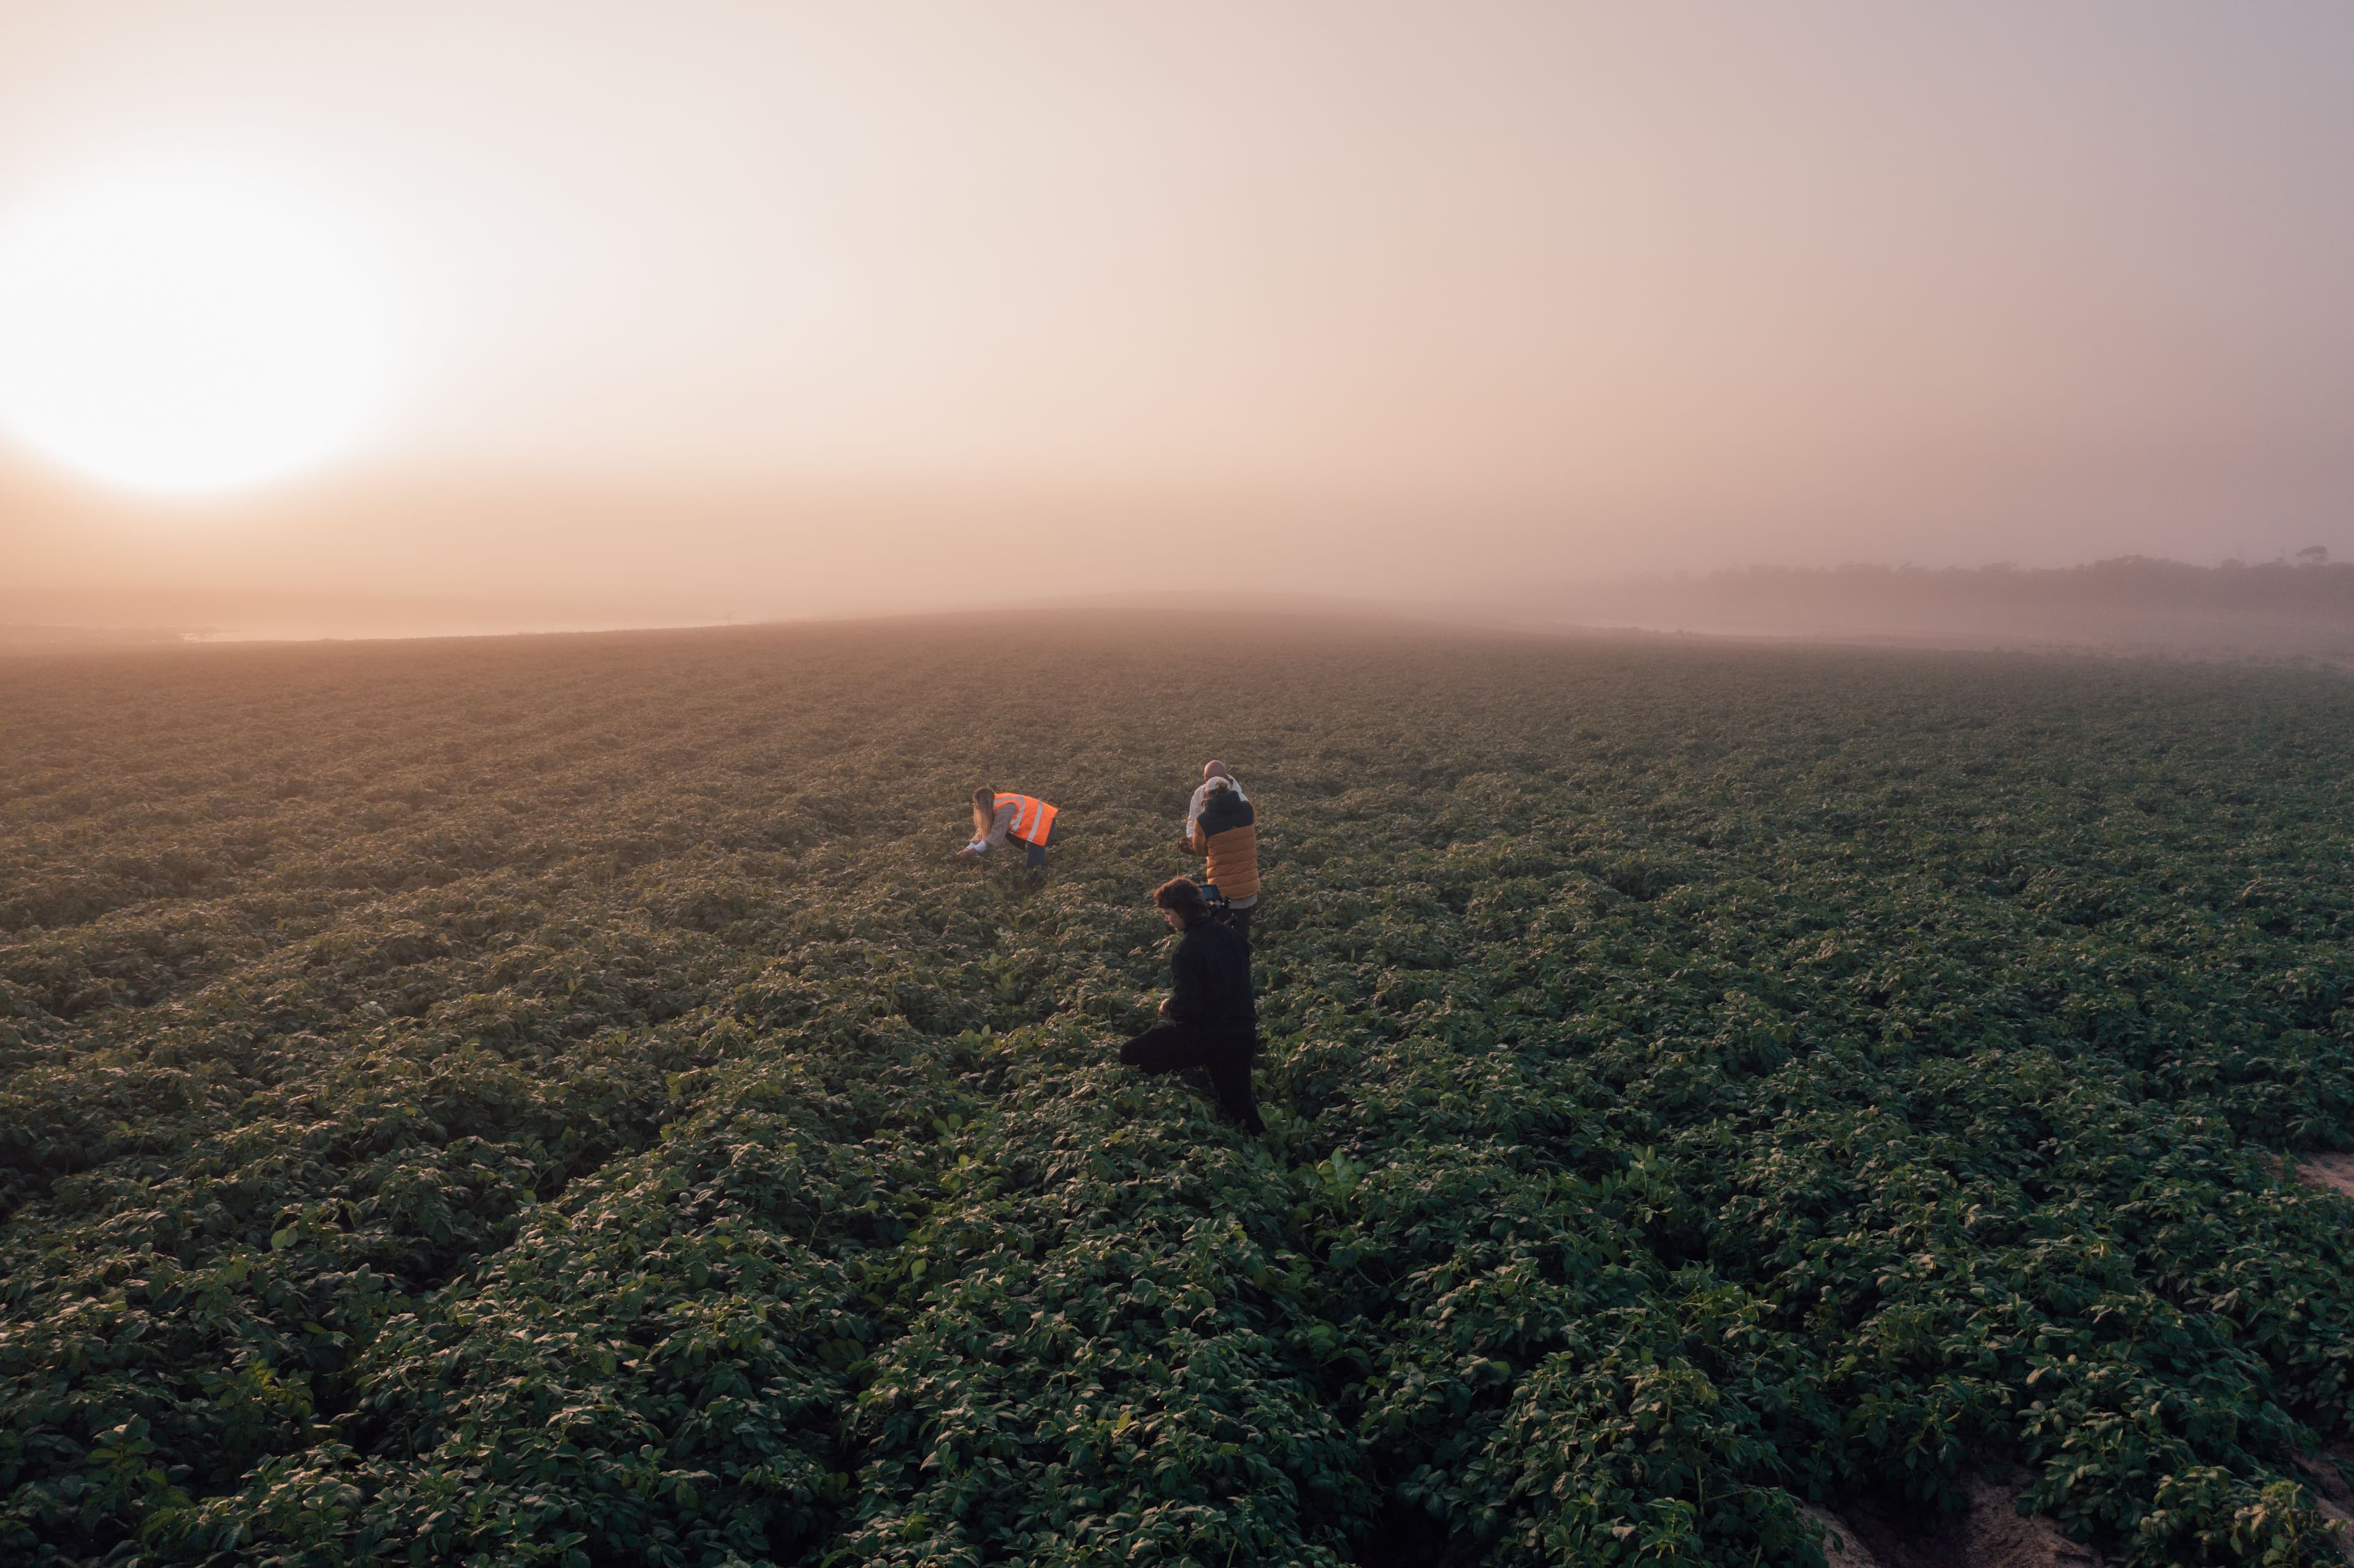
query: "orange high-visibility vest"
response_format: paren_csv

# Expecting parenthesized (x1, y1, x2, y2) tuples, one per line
(994, 793, 1059, 846)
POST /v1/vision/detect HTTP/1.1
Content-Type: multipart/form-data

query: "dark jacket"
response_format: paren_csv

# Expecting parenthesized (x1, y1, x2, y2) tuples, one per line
(1186, 787, 1260, 900)
(1166, 915, 1256, 1030)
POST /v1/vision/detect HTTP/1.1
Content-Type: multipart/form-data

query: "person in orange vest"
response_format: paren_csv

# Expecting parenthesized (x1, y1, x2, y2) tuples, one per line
(956, 787, 1058, 870)
(1184, 759, 1260, 944)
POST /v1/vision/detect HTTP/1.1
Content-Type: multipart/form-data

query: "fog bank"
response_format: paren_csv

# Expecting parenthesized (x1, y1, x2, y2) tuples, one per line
(4, 4, 2354, 636)
(1507, 557, 2354, 664)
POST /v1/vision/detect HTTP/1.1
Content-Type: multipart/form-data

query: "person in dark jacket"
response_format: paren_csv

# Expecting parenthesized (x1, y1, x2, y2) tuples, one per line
(1118, 877, 1263, 1133)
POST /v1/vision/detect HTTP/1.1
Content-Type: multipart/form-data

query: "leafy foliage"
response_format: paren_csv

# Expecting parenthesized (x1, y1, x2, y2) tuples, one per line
(2, 621, 2351, 1565)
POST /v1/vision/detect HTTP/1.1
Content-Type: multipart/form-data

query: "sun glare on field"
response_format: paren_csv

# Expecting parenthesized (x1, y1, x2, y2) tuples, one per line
(0, 166, 405, 497)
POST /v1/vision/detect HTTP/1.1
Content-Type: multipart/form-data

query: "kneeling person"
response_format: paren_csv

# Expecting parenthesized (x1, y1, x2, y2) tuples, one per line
(956, 787, 1057, 870)
(1119, 877, 1263, 1133)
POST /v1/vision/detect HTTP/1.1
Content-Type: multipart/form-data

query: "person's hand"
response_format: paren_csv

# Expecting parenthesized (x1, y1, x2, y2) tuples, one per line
(954, 846, 979, 860)
(1157, 995, 1173, 1017)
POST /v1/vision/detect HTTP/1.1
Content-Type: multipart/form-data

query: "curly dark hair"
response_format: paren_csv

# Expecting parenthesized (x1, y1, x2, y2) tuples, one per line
(1153, 876, 1208, 923)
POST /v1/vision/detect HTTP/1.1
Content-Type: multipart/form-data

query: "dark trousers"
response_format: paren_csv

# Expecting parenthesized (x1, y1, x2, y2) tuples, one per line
(1023, 839, 1046, 870)
(1221, 902, 1254, 946)
(1120, 1022, 1264, 1133)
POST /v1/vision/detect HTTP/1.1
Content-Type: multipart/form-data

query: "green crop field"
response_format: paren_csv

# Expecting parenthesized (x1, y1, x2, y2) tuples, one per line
(4, 617, 2352, 1567)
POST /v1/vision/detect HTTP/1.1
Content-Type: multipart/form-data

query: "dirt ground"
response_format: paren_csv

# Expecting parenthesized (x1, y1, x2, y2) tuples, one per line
(1814, 1450, 2354, 1568)
(1810, 1471, 2098, 1568)
(2298, 1445, 2354, 1562)
(2295, 1152, 2354, 1200)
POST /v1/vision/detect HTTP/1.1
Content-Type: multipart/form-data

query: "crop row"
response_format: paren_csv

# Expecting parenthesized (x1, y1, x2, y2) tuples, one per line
(2, 622, 2351, 1565)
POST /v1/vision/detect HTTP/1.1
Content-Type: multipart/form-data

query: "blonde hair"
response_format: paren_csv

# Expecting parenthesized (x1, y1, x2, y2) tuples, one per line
(971, 788, 996, 839)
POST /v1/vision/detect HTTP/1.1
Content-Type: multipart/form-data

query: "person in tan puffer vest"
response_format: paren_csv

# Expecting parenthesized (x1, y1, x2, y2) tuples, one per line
(1184, 759, 1262, 945)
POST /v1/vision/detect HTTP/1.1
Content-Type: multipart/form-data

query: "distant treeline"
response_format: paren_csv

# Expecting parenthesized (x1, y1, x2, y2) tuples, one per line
(1534, 554, 2354, 655)
(0, 623, 192, 649)
(1656, 554, 2350, 614)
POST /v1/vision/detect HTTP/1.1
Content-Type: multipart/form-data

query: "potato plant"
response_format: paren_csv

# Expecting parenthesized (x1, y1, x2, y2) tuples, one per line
(2, 620, 2350, 1566)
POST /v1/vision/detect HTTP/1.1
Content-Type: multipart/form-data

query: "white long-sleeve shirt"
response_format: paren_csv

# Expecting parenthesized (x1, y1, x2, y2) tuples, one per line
(964, 798, 1023, 853)
(1183, 774, 1246, 841)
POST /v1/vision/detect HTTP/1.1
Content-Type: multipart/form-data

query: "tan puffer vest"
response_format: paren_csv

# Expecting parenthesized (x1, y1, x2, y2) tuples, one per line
(1188, 788, 1260, 900)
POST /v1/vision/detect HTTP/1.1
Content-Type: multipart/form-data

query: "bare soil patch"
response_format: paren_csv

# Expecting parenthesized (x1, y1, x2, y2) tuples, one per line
(2295, 1152, 2354, 1200)
(1809, 1504, 1892, 1567)
(1816, 1470, 2098, 1568)
(2299, 1445, 2354, 1562)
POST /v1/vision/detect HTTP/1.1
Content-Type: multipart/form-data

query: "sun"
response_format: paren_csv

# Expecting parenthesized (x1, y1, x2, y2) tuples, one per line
(0, 165, 406, 497)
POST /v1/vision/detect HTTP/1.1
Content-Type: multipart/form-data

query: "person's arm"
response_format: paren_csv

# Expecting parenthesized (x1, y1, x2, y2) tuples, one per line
(961, 801, 1017, 855)
(1164, 931, 1207, 1022)
(1214, 932, 1255, 1026)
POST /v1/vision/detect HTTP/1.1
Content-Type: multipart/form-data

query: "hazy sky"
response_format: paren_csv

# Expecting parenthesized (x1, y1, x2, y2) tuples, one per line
(3, 3, 2352, 632)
